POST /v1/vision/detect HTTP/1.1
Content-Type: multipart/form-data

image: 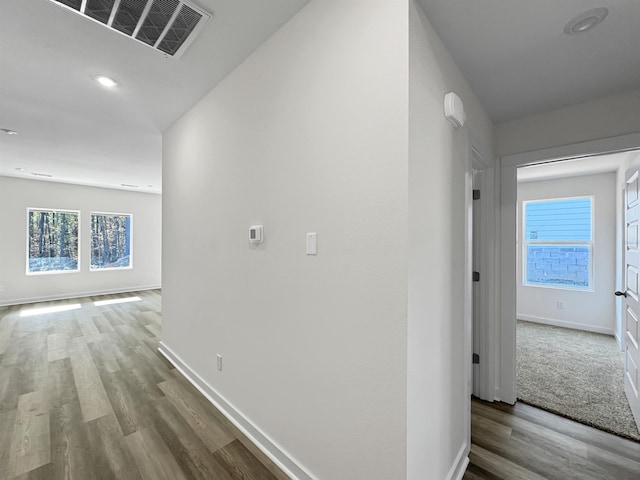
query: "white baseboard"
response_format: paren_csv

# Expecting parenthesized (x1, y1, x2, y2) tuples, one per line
(0, 284, 161, 307)
(615, 332, 624, 351)
(492, 389, 515, 405)
(157, 342, 314, 480)
(517, 314, 615, 336)
(493, 385, 503, 404)
(446, 443, 470, 480)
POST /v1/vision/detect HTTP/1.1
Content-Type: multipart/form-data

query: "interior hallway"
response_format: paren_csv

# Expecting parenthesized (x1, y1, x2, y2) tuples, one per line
(2, 290, 639, 479)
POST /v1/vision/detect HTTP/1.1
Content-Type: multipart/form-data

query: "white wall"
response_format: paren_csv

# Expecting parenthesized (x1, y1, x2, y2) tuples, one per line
(495, 89, 640, 157)
(408, 1, 494, 479)
(163, 1, 408, 479)
(0, 176, 162, 305)
(516, 173, 616, 335)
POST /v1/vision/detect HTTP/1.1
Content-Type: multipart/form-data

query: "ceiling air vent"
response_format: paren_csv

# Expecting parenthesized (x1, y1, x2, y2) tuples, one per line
(49, 0, 211, 58)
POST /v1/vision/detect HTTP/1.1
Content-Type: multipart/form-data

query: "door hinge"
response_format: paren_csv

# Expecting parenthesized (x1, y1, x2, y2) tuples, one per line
(473, 189, 480, 200)
(473, 271, 480, 282)
(472, 353, 480, 364)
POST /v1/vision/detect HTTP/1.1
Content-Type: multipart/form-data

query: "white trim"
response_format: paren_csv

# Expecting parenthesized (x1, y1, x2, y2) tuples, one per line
(89, 211, 133, 271)
(0, 284, 161, 307)
(90, 210, 133, 217)
(90, 266, 133, 272)
(26, 207, 81, 275)
(502, 133, 640, 167)
(499, 162, 518, 404)
(521, 196, 595, 291)
(461, 129, 491, 464)
(498, 132, 640, 406)
(157, 342, 315, 480)
(474, 165, 497, 401)
(446, 443, 470, 480)
(616, 184, 626, 351)
(463, 133, 473, 453)
(494, 390, 502, 403)
(517, 314, 615, 336)
(469, 134, 496, 402)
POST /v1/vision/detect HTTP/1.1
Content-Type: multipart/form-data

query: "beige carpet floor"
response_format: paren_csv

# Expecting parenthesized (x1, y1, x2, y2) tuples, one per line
(516, 320, 640, 442)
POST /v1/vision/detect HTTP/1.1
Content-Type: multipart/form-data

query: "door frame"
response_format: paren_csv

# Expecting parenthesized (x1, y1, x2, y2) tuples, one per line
(497, 132, 640, 404)
(470, 142, 497, 401)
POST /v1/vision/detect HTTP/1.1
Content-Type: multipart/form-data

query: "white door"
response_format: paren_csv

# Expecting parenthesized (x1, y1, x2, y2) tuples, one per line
(621, 169, 640, 431)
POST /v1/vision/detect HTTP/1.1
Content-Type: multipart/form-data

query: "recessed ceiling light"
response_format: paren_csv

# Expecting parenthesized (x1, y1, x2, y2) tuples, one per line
(1, 128, 18, 135)
(31, 172, 53, 178)
(564, 7, 609, 35)
(94, 75, 118, 88)
(121, 183, 139, 188)
(15, 167, 26, 172)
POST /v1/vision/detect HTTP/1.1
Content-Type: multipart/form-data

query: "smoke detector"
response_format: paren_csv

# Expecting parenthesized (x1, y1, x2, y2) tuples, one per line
(49, 0, 212, 58)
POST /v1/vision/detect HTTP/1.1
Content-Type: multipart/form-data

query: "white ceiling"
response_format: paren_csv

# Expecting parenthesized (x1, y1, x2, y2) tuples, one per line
(418, 0, 640, 122)
(0, 0, 310, 193)
(2, 1, 639, 193)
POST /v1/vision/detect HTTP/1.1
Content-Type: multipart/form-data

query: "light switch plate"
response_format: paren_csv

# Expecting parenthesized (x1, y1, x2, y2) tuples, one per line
(249, 225, 263, 244)
(306, 232, 317, 255)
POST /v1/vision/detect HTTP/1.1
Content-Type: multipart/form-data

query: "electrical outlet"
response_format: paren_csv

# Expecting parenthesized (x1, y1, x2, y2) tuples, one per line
(216, 354, 222, 372)
(556, 301, 564, 309)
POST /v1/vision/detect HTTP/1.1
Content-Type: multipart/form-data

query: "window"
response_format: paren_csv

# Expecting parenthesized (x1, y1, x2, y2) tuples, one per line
(523, 197, 593, 290)
(27, 208, 80, 274)
(90, 212, 132, 270)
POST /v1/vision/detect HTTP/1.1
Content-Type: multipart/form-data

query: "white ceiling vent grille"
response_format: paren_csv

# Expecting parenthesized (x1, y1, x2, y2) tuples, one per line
(50, 0, 211, 58)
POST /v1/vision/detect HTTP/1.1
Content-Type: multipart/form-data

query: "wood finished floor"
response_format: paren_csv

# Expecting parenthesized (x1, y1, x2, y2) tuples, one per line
(3, 291, 640, 480)
(465, 399, 640, 480)
(0, 290, 288, 480)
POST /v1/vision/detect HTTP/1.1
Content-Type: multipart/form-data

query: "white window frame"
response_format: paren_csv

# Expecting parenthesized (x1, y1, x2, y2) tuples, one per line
(90, 211, 134, 272)
(26, 207, 81, 275)
(522, 195, 594, 291)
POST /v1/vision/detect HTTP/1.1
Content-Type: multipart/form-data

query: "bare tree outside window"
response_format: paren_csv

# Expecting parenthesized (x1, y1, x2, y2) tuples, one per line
(27, 208, 80, 274)
(91, 212, 132, 270)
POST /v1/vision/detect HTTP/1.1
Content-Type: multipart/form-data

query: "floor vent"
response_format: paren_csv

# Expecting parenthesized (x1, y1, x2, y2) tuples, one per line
(50, 0, 212, 58)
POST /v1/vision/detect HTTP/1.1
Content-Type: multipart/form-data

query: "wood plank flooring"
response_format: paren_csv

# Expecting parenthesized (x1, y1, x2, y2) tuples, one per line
(0, 290, 288, 480)
(465, 398, 640, 480)
(3, 290, 639, 479)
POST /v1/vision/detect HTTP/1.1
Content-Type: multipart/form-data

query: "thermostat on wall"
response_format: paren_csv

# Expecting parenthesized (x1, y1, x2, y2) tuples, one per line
(249, 225, 263, 244)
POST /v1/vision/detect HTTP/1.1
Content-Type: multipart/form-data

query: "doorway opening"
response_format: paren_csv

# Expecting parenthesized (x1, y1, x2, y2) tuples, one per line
(513, 151, 640, 441)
